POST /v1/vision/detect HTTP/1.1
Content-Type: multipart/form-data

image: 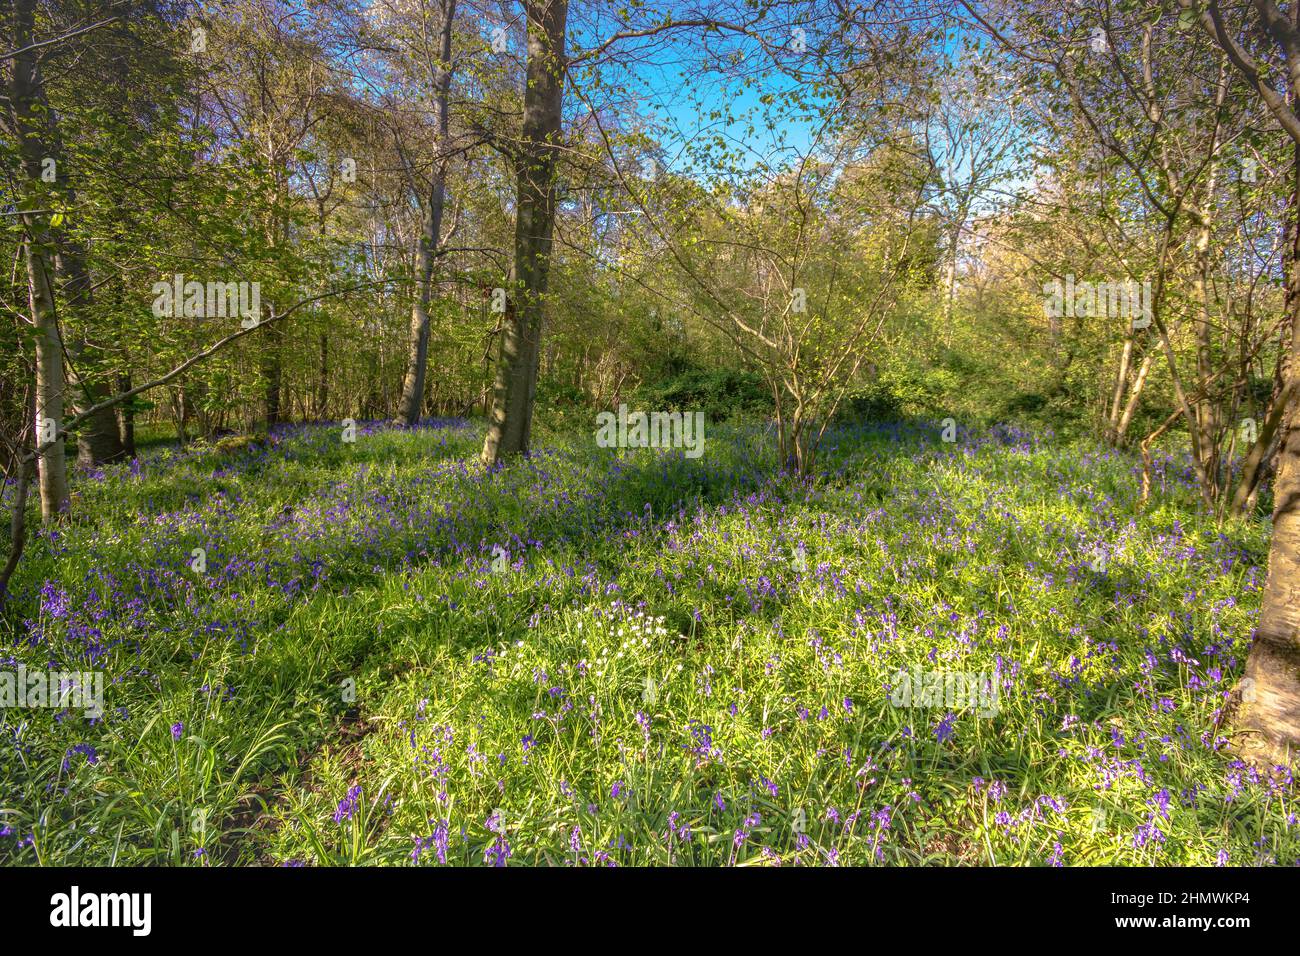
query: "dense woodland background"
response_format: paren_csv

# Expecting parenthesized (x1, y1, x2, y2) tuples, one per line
(1, 0, 1289, 491)
(4, 0, 1300, 779)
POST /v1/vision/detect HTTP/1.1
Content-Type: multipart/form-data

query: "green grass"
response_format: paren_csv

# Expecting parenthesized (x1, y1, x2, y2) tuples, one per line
(0, 418, 1293, 866)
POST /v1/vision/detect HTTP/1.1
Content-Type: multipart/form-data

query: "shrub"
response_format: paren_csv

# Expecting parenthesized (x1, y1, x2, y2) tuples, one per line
(838, 368, 957, 421)
(633, 367, 772, 422)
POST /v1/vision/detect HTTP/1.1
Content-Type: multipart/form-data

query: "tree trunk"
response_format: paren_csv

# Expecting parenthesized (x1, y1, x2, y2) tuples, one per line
(1106, 334, 1134, 444)
(395, 197, 439, 426)
(942, 216, 963, 344)
(481, 0, 568, 466)
(116, 372, 137, 458)
(12, 7, 126, 469)
(316, 333, 329, 420)
(54, 232, 126, 467)
(7, 0, 70, 520)
(1192, 148, 1223, 500)
(28, 246, 69, 520)
(1115, 351, 1153, 447)
(395, 0, 456, 428)
(262, 314, 284, 428)
(1230, 380, 1291, 518)
(1232, 321, 1294, 517)
(1238, 137, 1300, 762)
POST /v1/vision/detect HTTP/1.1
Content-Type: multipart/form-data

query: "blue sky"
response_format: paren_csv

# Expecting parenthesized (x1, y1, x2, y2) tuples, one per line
(567, 17, 828, 178)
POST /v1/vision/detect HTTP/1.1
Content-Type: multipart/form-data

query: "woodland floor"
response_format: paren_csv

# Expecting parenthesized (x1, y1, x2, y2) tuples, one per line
(0, 418, 1295, 865)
